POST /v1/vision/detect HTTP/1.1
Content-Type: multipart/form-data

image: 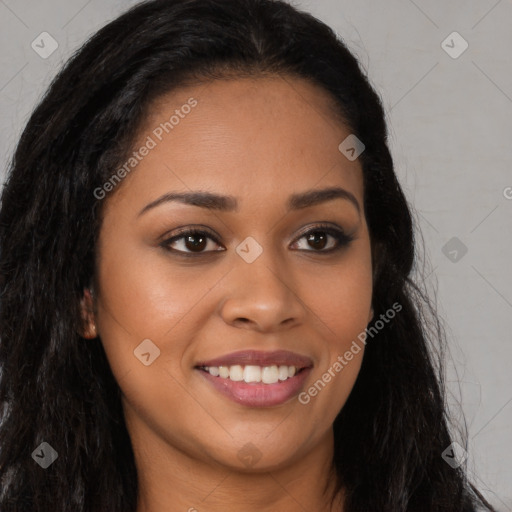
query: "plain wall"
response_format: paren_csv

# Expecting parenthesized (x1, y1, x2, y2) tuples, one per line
(0, 0, 510, 508)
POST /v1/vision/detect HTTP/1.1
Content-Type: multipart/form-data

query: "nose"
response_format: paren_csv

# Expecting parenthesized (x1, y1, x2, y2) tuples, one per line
(218, 250, 305, 333)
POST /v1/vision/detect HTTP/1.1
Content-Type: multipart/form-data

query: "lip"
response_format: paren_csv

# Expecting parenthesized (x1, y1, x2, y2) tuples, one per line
(195, 349, 313, 369)
(197, 366, 312, 407)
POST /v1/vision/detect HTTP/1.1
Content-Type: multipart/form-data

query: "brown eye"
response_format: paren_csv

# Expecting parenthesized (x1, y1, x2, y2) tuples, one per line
(183, 233, 207, 252)
(161, 224, 354, 257)
(292, 225, 354, 253)
(161, 229, 224, 255)
(306, 231, 328, 250)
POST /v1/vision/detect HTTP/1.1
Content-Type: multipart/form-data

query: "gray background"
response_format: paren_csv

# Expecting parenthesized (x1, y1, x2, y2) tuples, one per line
(1, 0, 511, 508)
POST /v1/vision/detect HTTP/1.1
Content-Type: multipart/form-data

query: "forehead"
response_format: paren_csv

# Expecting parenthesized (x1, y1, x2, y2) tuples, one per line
(105, 75, 364, 214)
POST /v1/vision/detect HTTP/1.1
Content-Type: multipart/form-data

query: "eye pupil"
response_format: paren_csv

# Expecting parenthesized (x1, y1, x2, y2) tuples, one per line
(307, 231, 327, 250)
(185, 234, 207, 252)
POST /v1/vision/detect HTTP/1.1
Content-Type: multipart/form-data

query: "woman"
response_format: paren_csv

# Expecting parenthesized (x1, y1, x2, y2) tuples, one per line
(0, 0, 496, 510)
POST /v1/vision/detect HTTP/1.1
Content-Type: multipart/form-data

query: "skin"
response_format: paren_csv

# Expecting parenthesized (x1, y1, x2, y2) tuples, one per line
(83, 75, 374, 512)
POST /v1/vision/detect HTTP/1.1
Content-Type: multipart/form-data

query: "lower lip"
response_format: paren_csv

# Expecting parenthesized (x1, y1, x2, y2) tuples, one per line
(197, 367, 312, 407)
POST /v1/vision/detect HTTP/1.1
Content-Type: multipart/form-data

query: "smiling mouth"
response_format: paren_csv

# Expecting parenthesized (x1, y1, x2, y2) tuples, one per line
(196, 364, 307, 384)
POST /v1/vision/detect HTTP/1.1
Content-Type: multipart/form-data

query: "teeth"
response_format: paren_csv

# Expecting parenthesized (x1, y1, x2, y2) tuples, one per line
(229, 365, 244, 381)
(203, 364, 299, 383)
(278, 365, 289, 381)
(218, 366, 230, 379)
(262, 365, 279, 384)
(243, 365, 261, 383)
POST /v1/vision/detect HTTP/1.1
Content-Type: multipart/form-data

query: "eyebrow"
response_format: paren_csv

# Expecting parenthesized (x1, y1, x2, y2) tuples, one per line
(138, 186, 360, 216)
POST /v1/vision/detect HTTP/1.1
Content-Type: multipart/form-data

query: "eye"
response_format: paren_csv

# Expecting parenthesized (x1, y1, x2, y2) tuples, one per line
(291, 224, 354, 253)
(161, 228, 224, 255)
(160, 223, 354, 257)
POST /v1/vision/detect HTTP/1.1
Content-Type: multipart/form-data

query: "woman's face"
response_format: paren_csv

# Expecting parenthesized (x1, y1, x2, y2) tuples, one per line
(92, 76, 373, 472)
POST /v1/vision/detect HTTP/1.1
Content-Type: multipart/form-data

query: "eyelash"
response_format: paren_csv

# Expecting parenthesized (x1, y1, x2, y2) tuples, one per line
(160, 223, 355, 257)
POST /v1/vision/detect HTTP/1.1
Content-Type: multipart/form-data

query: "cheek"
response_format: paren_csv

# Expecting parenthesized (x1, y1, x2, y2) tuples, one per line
(315, 271, 372, 332)
(94, 227, 214, 340)
(93, 234, 186, 381)
(303, 240, 373, 346)
(297, 241, 372, 416)
(93, 242, 211, 433)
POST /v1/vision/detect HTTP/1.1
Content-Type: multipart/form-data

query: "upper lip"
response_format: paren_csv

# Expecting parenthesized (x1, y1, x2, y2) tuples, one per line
(195, 350, 313, 369)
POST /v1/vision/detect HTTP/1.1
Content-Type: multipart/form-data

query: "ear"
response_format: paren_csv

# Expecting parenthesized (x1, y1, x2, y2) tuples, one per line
(368, 306, 374, 324)
(80, 288, 97, 339)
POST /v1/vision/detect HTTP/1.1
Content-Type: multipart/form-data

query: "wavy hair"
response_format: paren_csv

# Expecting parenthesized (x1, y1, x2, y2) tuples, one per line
(0, 0, 495, 510)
